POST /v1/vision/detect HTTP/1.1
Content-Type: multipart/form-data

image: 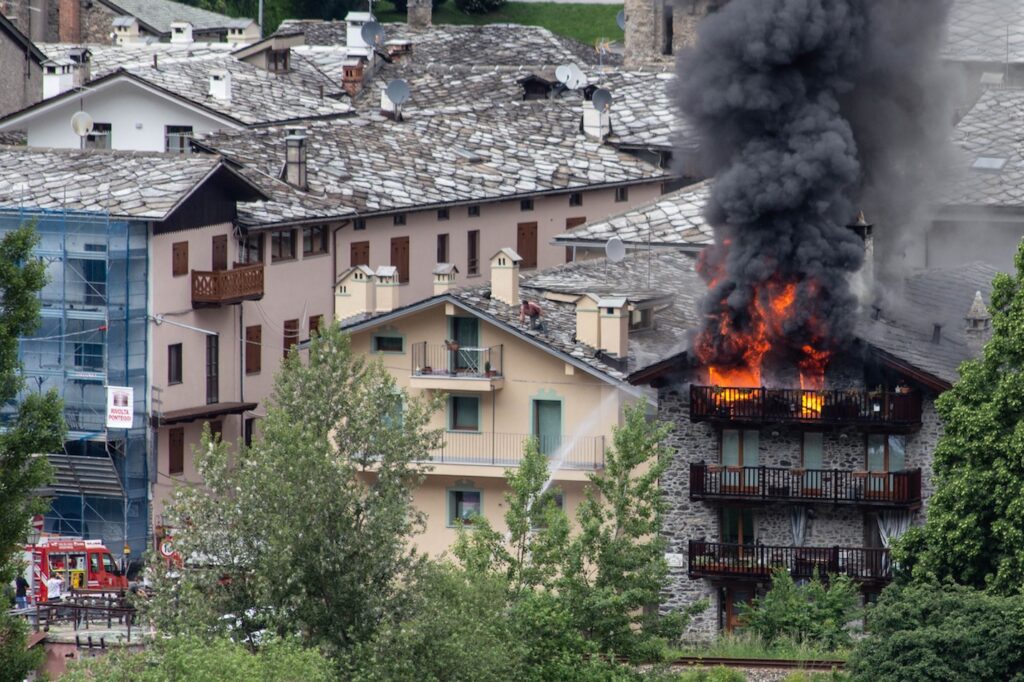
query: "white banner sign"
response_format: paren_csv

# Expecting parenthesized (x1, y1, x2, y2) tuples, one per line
(106, 386, 134, 429)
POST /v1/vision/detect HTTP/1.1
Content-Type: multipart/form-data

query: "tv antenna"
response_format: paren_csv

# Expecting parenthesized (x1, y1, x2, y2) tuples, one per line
(591, 88, 613, 112)
(71, 111, 94, 149)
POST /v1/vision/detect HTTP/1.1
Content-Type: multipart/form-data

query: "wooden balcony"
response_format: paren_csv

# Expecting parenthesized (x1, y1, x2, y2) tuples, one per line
(191, 264, 264, 308)
(689, 385, 922, 432)
(689, 463, 922, 508)
(688, 540, 892, 586)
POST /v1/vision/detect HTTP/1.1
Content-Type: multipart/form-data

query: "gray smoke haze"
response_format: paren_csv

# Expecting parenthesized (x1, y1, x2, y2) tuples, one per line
(676, 0, 954, 371)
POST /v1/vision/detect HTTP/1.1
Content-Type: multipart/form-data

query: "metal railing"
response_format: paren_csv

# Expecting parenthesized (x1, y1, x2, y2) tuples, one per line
(411, 342, 503, 378)
(428, 431, 604, 469)
(690, 463, 922, 507)
(191, 264, 264, 307)
(689, 385, 922, 428)
(688, 540, 892, 583)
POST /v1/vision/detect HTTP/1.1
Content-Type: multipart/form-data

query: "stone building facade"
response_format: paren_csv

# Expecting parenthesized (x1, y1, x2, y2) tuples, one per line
(645, 354, 942, 639)
(623, 0, 727, 68)
(0, 12, 43, 118)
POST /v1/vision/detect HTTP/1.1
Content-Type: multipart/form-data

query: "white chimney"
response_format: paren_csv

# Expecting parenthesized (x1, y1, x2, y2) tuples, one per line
(433, 263, 458, 296)
(489, 248, 522, 306)
(345, 11, 375, 58)
(575, 293, 601, 348)
(112, 16, 140, 44)
(209, 69, 231, 101)
(380, 86, 397, 119)
(42, 59, 75, 99)
(375, 266, 399, 312)
(335, 265, 376, 320)
(285, 134, 308, 189)
(582, 99, 611, 140)
(597, 297, 628, 358)
(170, 21, 194, 44)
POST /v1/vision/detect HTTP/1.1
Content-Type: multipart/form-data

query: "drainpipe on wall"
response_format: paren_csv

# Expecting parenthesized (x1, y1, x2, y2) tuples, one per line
(239, 302, 244, 445)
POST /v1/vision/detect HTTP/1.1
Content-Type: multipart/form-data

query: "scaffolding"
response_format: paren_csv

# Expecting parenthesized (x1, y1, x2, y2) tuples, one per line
(0, 207, 149, 559)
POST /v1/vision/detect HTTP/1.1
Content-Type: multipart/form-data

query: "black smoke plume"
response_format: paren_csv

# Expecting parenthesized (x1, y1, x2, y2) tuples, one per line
(677, 0, 953, 373)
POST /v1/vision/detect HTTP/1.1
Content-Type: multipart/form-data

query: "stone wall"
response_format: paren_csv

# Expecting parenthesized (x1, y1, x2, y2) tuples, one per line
(657, 361, 944, 641)
(0, 30, 41, 118)
(78, 0, 117, 45)
(624, 0, 727, 69)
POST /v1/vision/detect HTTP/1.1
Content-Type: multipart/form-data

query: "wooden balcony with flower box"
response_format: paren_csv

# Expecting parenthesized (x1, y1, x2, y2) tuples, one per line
(689, 463, 922, 509)
(410, 341, 504, 392)
(191, 264, 264, 308)
(687, 540, 892, 586)
(689, 385, 922, 432)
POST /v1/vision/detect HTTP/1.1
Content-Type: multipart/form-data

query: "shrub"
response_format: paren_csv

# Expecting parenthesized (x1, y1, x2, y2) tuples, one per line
(453, 0, 504, 16)
(847, 581, 1024, 682)
(739, 569, 860, 650)
(678, 667, 746, 682)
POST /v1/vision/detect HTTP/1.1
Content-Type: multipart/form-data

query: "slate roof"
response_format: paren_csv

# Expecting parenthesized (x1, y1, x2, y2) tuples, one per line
(944, 0, 1024, 65)
(196, 102, 666, 215)
(552, 181, 712, 249)
(857, 262, 1000, 386)
(0, 147, 228, 219)
(276, 20, 613, 67)
(38, 42, 240, 75)
(98, 0, 241, 35)
(945, 87, 1024, 209)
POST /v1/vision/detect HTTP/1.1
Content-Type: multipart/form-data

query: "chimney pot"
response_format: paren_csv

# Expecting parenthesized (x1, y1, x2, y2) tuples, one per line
(209, 69, 231, 101)
(433, 263, 459, 296)
(285, 134, 308, 190)
(342, 59, 365, 97)
(965, 290, 992, 356)
(582, 100, 611, 140)
(597, 297, 629, 358)
(335, 265, 376, 320)
(170, 21, 194, 44)
(375, 266, 400, 312)
(489, 248, 522, 306)
(42, 59, 75, 99)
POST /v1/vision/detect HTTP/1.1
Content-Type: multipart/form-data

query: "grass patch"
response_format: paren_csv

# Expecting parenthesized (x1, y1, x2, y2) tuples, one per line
(376, 1, 624, 46)
(673, 633, 850, 662)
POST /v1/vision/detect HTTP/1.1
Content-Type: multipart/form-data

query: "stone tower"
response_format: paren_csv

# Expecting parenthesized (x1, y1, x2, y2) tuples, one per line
(623, 0, 725, 69)
(407, 0, 432, 28)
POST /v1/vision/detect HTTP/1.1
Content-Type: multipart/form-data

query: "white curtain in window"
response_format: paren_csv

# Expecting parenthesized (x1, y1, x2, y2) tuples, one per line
(790, 506, 808, 547)
(876, 510, 911, 547)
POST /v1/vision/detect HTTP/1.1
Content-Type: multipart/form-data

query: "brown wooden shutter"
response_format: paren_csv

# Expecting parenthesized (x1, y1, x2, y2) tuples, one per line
(245, 325, 261, 375)
(350, 241, 369, 267)
(168, 428, 184, 475)
(517, 222, 538, 269)
(212, 235, 228, 271)
(283, 319, 299, 358)
(309, 315, 322, 337)
(467, 230, 480, 275)
(390, 236, 410, 283)
(172, 241, 188, 277)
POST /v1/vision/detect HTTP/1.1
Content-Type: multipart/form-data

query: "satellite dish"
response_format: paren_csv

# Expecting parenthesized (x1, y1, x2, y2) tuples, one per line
(592, 88, 613, 112)
(71, 111, 94, 137)
(605, 236, 626, 263)
(555, 65, 572, 85)
(385, 79, 410, 105)
(568, 63, 586, 89)
(616, 9, 626, 31)
(361, 20, 384, 47)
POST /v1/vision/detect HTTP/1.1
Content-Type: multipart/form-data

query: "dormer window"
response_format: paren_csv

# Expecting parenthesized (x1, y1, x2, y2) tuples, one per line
(268, 49, 290, 73)
(629, 307, 653, 331)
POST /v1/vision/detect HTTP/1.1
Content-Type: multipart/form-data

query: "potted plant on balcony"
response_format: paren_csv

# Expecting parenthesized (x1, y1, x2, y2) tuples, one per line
(484, 361, 497, 377)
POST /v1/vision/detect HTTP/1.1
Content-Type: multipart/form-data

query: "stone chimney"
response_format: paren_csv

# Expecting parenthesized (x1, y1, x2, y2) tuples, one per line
(965, 290, 992, 357)
(341, 59, 365, 97)
(335, 265, 376, 320)
(170, 21, 194, 44)
(385, 39, 413, 61)
(575, 293, 601, 347)
(58, 0, 80, 43)
(209, 69, 231, 101)
(582, 98, 611, 140)
(375, 266, 400, 312)
(42, 59, 75, 99)
(848, 210, 874, 295)
(433, 263, 458, 296)
(489, 248, 522, 306)
(597, 297, 629, 358)
(407, 0, 432, 27)
(285, 134, 307, 189)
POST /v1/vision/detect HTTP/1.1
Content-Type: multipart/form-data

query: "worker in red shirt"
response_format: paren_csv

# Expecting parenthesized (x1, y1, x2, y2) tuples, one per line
(519, 299, 545, 331)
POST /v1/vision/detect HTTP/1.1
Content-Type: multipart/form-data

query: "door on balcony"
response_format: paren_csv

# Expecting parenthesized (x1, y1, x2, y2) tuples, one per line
(721, 429, 759, 492)
(866, 434, 905, 498)
(801, 432, 824, 496)
(723, 586, 752, 632)
(205, 334, 219, 405)
(449, 316, 480, 373)
(212, 235, 228, 271)
(533, 400, 562, 457)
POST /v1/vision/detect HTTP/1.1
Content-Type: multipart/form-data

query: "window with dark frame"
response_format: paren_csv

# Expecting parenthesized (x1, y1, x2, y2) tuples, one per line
(245, 325, 261, 375)
(615, 186, 629, 202)
(271, 229, 296, 262)
(437, 208, 450, 221)
(449, 395, 480, 431)
(268, 48, 290, 72)
(449, 489, 481, 525)
(467, 230, 480, 275)
(168, 427, 184, 475)
(283, 319, 299, 357)
(205, 334, 219, 405)
(172, 241, 188, 276)
(353, 218, 366, 230)
(208, 420, 223, 443)
(393, 214, 406, 226)
(629, 307, 653, 331)
(74, 342, 103, 370)
(168, 343, 182, 384)
(302, 225, 329, 256)
(241, 232, 264, 265)
(373, 335, 404, 353)
(569, 192, 583, 207)
(436, 233, 449, 263)
(468, 205, 480, 217)
(164, 125, 193, 154)
(520, 198, 534, 211)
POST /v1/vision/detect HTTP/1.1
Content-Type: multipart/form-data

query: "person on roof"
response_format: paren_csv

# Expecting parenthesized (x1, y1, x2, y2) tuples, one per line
(519, 299, 544, 331)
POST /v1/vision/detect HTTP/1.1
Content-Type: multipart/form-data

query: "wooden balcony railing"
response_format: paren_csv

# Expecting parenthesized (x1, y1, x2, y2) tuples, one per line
(191, 264, 264, 308)
(689, 385, 922, 430)
(688, 540, 892, 584)
(689, 463, 922, 508)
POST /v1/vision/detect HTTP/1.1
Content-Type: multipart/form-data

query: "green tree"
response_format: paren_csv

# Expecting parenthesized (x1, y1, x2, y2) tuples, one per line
(847, 581, 1024, 682)
(738, 569, 860, 651)
(62, 634, 336, 681)
(0, 223, 66, 681)
(896, 241, 1024, 592)
(144, 326, 442, 660)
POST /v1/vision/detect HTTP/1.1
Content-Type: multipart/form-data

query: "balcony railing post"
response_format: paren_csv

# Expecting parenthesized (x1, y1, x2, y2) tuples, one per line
(759, 465, 766, 499)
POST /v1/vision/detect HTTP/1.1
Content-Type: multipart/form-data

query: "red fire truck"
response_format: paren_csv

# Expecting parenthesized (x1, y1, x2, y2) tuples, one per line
(23, 536, 127, 603)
